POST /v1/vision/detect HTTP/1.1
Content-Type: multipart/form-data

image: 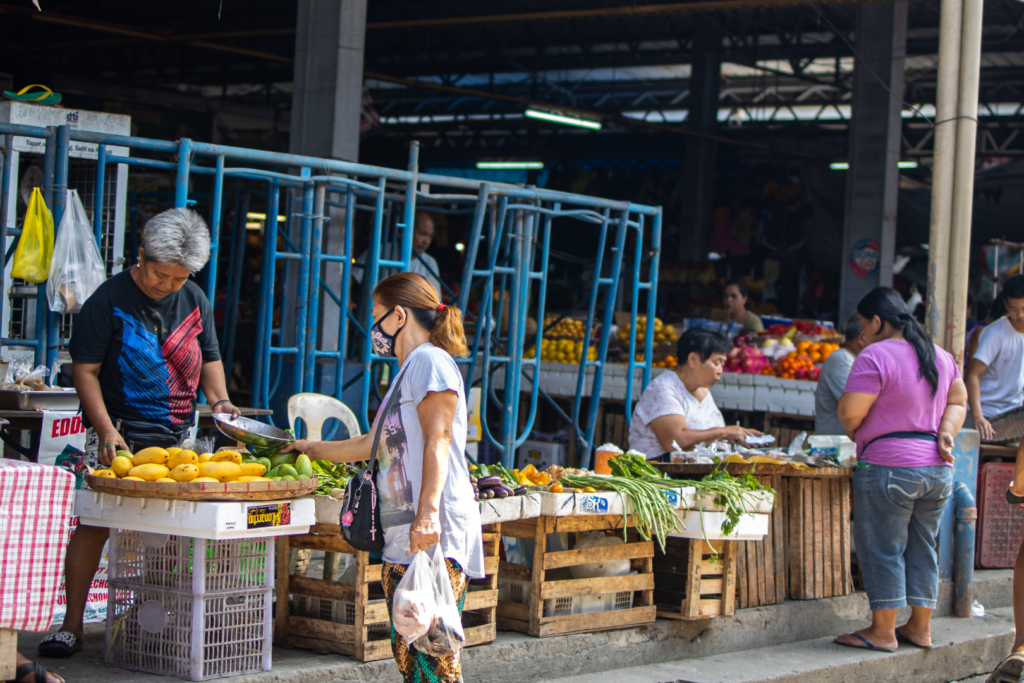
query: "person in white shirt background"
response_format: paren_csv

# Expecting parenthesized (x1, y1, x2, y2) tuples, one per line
(965, 275, 1024, 440)
(353, 212, 443, 296)
(814, 314, 869, 435)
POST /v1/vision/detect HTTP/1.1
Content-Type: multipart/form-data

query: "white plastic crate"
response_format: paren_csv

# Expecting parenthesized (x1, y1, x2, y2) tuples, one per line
(498, 576, 634, 617)
(106, 583, 271, 681)
(109, 530, 274, 594)
(75, 492, 315, 539)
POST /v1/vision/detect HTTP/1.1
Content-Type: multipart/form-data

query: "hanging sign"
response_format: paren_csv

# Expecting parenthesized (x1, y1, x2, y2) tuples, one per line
(850, 239, 881, 279)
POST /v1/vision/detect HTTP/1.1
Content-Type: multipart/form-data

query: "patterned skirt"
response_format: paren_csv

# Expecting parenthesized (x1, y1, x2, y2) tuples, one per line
(381, 558, 468, 683)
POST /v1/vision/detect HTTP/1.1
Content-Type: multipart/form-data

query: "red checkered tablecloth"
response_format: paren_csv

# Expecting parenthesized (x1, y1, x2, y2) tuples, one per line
(0, 459, 75, 631)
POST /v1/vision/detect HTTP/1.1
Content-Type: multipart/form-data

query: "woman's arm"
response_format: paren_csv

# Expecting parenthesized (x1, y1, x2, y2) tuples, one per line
(936, 378, 969, 463)
(72, 361, 128, 466)
(649, 414, 761, 452)
(199, 360, 241, 418)
(837, 392, 878, 439)
(283, 433, 373, 463)
(409, 389, 458, 553)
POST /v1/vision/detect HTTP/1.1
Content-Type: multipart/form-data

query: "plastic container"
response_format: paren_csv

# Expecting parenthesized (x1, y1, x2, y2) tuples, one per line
(75, 491, 315, 540)
(977, 462, 1024, 568)
(670, 511, 769, 540)
(497, 576, 634, 617)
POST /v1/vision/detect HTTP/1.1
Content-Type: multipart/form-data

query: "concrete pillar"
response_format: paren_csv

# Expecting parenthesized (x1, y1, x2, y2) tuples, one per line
(678, 18, 722, 262)
(838, 1, 908, 322)
(286, 0, 367, 382)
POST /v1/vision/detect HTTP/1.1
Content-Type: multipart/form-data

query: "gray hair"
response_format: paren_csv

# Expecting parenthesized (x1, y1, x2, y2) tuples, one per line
(141, 208, 211, 273)
(843, 313, 864, 342)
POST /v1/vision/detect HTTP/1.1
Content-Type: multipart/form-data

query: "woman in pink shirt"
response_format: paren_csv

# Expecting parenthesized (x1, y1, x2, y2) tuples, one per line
(833, 288, 968, 653)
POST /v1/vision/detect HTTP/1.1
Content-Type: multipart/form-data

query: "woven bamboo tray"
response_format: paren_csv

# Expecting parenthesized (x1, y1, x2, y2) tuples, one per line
(85, 473, 318, 501)
(986, 406, 1024, 445)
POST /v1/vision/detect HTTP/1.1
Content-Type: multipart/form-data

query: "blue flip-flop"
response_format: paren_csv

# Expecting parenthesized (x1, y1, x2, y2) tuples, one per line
(834, 632, 897, 653)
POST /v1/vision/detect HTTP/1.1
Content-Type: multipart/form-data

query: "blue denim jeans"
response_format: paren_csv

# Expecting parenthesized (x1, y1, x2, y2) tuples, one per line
(852, 463, 953, 610)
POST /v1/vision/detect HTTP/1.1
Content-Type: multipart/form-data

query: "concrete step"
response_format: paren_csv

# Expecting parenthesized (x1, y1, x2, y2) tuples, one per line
(540, 606, 1015, 683)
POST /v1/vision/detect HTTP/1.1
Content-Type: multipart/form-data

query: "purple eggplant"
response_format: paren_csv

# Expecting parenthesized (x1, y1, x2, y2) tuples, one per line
(513, 486, 528, 496)
(490, 484, 513, 498)
(477, 475, 502, 487)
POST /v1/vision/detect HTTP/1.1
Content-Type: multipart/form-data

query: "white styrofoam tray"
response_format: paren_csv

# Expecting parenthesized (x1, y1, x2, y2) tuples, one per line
(75, 490, 315, 539)
(696, 490, 775, 514)
(539, 490, 630, 517)
(314, 494, 344, 526)
(670, 510, 769, 540)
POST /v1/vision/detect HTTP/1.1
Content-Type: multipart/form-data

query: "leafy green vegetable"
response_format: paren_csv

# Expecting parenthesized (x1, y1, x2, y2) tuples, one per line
(608, 452, 671, 482)
(559, 474, 683, 551)
(679, 466, 775, 559)
(476, 463, 519, 488)
(311, 460, 359, 496)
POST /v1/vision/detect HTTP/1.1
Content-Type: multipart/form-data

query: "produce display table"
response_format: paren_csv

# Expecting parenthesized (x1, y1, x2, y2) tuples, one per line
(0, 405, 273, 431)
(655, 463, 852, 605)
(496, 514, 656, 638)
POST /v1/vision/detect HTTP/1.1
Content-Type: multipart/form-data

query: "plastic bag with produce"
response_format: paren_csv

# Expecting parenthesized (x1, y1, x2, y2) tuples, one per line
(414, 544, 466, 657)
(392, 550, 436, 645)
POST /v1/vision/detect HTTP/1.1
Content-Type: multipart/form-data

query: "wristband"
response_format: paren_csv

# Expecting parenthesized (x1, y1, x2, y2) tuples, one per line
(100, 443, 118, 450)
(212, 399, 231, 409)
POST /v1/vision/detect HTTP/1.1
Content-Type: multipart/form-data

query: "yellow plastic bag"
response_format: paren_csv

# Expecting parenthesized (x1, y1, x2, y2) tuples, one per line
(12, 187, 54, 283)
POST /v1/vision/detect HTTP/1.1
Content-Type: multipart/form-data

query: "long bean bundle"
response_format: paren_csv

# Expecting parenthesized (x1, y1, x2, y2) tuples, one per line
(678, 469, 775, 556)
(560, 474, 683, 552)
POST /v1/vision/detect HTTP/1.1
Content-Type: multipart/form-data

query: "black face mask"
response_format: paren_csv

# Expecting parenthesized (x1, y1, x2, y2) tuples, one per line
(370, 308, 403, 358)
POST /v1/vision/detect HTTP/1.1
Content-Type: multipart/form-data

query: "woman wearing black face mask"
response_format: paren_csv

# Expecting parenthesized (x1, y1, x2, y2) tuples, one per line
(284, 272, 480, 683)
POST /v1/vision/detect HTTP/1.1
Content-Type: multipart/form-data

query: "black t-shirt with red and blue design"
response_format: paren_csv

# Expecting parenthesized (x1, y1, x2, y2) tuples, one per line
(68, 268, 221, 427)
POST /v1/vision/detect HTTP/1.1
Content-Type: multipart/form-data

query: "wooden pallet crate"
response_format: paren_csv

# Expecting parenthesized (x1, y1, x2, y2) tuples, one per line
(496, 514, 656, 637)
(275, 522, 500, 662)
(736, 473, 786, 609)
(786, 475, 852, 599)
(654, 537, 737, 619)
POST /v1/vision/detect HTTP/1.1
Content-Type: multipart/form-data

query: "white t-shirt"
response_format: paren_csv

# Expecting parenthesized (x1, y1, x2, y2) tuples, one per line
(353, 244, 442, 295)
(373, 343, 484, 578)
(974, 316, 1024, 417)
(628, 370, 725, 459)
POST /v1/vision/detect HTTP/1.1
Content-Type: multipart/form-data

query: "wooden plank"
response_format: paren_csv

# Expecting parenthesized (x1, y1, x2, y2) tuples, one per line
(286, 615, 356, 644)
(535, 606, 657, 636)
(550, 515, 631, 533)
(275, 536, 290, 644)
(736, 542, 748, 608)
(364, 563, 382, 584)
(530, 509, 547, 637)
(464, 623, 497, 647)
(613, 414, 625, 450)
(840, 478, 852, 594)
(539, 572, 653, 599)
(289, 534, 349, 554)
(544, 541, 654, 570)
(699, 578, 724, 595)
(762, 512, 775, 605)
(288, 574, 356, 603)
(310, 523, 346, 539)
(745, 535, 758, 607)
(361, 638, 394, 662)
(813, 478, 824, 599)
(502, 520, 542, 540)
(0, 629, 15, 680)
(353, 547, 370, 661)
(481, 532, 501, 542)
(685, 537, 703, 618)
(463, 589, 499, 612)
(497, 600, 531, 622)
(803, 478, 814, 599)
(721, 540, 736, 616)
(789, 478, 804, 599)
(499, 561, 533, 582)
(699, 599, 723, 617)
(365, 601, 389, 624)
(483, 555, 499, 576)
(756, 533, 766, 607)
(822, 479, 834, 598)
(830, 478, 843, 596)
(773, 474, 787, 604)
(285, 633, 355, 657)
(497, 615, 531, 633)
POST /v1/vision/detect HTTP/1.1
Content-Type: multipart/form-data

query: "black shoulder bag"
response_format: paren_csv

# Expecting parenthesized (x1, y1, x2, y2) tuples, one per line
(341, 366, 407, 553)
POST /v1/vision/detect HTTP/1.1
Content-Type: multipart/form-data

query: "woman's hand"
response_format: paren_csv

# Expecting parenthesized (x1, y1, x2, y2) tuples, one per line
(213, 400, 242, 419)
(937, 432, 956, 464)
(96, 427, 129, 466)
(281, 439, 318, 457)
(973, 414, 996, 442)
(408, 511, 441, 553)
(722, 425, 763, 444)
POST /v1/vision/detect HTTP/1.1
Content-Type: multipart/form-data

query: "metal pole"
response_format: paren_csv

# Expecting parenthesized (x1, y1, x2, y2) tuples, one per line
(945, 0, 984, 366)
(175, 138, 194, 208)
(93, 144, 107, 247)
(295, 168, 313, 396)
(304, 181, 326, 392)
(925, 0, 963, 343)
(46, 125, 71, 369)
(205, 154, 225, 301)
(400, 142, 419, 270)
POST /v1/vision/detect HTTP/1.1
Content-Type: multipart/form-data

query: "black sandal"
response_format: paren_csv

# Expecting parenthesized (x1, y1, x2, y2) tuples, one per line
(7, 661, 63, 683)
(36, 632, 81, 659)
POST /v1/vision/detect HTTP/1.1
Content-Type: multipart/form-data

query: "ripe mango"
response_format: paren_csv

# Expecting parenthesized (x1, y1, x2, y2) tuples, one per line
(122, 476, 145, 481)
(168, 450, 198, 469)
(128, 463, 170, 481)
(93, 469, 117, 478)
(198, 452, 216, 463)
(192, 477, 220, 483)
(155, 478, 176, 483)
(133, 447, 169, 465)
(170, 463, 199, 482)
(198, 461, 241, 482)
(212, 450, 242, 465)
(239, 462, 267, 477)
(235, 476, 268, 482)
(166, 447, 182, 456)
(111, 456, 133, 478)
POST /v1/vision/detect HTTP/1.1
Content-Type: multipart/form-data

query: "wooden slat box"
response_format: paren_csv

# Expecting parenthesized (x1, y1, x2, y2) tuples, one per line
(786, 476, 852, 599)
(654, 537, 737, 619)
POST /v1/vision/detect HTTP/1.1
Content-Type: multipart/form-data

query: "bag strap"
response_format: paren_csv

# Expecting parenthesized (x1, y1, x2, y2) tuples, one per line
(365, 364, 410, 475)
(863, 430, 937, 452)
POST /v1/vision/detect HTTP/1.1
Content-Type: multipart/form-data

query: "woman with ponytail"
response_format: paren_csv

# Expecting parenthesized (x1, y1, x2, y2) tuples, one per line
(833, 287, 967, 654)
(287, 272, 480, 683)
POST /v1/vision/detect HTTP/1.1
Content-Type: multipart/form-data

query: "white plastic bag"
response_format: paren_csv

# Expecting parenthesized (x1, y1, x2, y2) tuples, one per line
(568, 531, 631, 579)
(414, 544, 466, 657)
(392, 550, 436, 646)
(47, 189, 106, 314)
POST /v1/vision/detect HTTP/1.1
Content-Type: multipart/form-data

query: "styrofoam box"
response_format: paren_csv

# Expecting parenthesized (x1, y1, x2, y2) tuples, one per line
(540, 491, 629, 517)
(498, 576, 634, 617)
(671, 511, 769, 540)
(76, 491, 315, 540)
(666, 486, 698, 510)
(478, 496, 522, 525)
(697, 490, 774, 514)
(313, 494, 344, 526)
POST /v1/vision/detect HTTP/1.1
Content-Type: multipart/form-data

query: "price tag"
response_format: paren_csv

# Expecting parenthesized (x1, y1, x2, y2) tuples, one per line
(246, 502, 292, 529)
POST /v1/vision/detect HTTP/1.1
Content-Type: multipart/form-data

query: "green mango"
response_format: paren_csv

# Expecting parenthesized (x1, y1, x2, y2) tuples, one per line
(266, 466, 282, 479)
(269, 452, 298, 469)
(281, 475, 297, 482)
(257, 457, 273, 472)
(295, 453, 313, 480)
(278, 464, 299, 479)
(116, 449, 134, 461)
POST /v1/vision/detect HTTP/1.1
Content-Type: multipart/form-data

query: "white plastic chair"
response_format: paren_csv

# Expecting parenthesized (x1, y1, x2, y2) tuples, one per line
(287, 393, 361, 442)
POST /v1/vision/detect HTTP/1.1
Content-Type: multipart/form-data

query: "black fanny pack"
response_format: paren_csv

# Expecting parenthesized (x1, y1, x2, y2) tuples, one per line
(116, 418, 191, 450)
(863, 431, 937, 453)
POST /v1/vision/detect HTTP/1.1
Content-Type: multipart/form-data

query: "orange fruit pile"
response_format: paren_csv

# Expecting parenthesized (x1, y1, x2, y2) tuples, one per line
(796, 340, 840, 363)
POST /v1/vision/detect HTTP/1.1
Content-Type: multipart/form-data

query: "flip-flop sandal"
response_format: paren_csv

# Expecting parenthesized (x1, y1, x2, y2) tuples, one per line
(834, 632, 897, 653)
(895, 627, 932, 649)
(986, 653, 1024, 683)
(37, 631, 82, 658)
(8, 661, 63, 683)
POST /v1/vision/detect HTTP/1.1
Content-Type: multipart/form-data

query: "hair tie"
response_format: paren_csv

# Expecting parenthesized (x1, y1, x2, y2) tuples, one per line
(437, 303, 446, 313)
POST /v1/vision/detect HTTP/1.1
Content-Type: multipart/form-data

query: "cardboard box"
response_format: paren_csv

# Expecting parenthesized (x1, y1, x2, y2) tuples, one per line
(467, 387, 482, 442)
(516, 440, 567, 471)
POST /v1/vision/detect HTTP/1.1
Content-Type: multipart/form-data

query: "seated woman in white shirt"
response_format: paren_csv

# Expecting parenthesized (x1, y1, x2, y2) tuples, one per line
(628, 327, 763, 460)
